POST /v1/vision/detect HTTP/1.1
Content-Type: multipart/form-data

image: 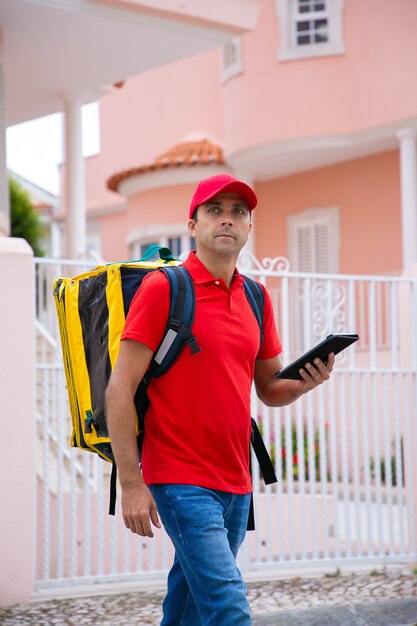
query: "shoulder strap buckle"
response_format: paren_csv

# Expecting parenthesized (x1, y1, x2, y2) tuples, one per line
(171, 318, 202, 355)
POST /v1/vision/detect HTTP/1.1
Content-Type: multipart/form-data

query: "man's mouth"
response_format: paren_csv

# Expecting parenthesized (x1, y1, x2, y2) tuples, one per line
(216, 232, 236, 239)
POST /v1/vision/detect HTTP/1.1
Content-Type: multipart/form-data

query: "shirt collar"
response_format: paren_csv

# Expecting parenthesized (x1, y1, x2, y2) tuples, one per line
(183, 251, 244, 286)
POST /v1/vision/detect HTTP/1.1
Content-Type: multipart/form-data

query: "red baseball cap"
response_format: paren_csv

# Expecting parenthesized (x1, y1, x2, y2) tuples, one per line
(189, 174, 257, 219)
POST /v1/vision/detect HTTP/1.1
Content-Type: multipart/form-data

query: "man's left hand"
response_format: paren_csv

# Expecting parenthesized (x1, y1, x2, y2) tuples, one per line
(296, 352, 335, 392)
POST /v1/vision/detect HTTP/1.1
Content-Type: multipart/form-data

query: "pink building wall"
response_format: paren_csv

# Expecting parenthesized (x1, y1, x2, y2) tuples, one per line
(100, 210, 129, 262)
(126, 185, 196, 229)
(256, 150, 402, 274)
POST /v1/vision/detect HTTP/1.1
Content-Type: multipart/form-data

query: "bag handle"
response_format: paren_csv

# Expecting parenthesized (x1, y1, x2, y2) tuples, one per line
(139, 244, 175, 262)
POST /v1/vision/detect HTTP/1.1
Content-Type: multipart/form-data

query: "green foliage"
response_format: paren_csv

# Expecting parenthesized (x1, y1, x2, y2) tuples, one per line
(370, 440, 404, 487)
(324, 567, 341, 578)
(258, 417, 330, 482)
(280, 424, 322, 481)
(369, 567, 387, 576)
(9, 177, 44, 256)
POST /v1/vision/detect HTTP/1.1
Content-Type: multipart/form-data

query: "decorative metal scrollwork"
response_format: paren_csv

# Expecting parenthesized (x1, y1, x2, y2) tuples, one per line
(238, 251, 290, 273)
(310, 280, 348, 357)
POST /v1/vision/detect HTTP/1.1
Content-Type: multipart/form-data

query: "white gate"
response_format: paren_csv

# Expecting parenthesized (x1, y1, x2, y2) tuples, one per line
(34, 253, 417, 591)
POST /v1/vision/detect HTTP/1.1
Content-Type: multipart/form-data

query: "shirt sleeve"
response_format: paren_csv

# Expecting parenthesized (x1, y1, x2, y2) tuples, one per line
(257, 284, 283, 360)
(121, 270, 170, 352)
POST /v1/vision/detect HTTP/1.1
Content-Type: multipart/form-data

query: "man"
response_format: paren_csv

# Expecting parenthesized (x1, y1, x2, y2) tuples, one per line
(106, 174, 335, 625)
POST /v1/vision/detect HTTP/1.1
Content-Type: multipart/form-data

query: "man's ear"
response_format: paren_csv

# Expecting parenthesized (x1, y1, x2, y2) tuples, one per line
(188, 219, 197, 236)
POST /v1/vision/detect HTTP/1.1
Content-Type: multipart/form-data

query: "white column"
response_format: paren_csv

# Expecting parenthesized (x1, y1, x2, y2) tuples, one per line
(63, 95, 86, 258)
(50, 220, 62, 257)
(396, 128, 417, 270)
(0, 25, 10, 236)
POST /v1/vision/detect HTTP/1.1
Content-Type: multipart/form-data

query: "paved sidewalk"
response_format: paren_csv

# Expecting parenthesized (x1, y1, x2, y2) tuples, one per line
(249, 572, 417, 626)
(253, 598, 417, 625)
(0, 570, 416, 625)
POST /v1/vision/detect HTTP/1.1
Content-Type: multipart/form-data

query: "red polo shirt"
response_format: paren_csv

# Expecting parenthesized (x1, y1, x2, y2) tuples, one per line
(122, 252, 282, 494)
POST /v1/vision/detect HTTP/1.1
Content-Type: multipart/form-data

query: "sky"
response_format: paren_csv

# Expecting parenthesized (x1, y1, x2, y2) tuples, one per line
(6, 102, 100, 196)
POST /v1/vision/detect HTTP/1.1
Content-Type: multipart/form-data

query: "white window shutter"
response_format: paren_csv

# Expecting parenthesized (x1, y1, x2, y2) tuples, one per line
(289, 207, 339, 353)
(290, 207, 338, 273)
(296, 223, 314, 272)
(315, 221, 331, 273)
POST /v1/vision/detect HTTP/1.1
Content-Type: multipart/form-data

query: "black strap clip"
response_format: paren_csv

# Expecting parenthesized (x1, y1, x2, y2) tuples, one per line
(171, 318, 202, 355)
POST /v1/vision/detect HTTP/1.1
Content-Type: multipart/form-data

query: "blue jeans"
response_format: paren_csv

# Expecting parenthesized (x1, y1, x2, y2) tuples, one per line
(149, 484, 252, 626)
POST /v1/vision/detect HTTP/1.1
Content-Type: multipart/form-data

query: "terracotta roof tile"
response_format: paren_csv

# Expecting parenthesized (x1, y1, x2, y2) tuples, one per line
(106, 139, 224, 193)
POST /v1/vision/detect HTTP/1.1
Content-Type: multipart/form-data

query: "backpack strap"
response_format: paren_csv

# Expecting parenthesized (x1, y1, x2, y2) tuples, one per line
(149, 265, 201, 379)
(241, 276, 278, 529)
(241, 274, 264, 346)
(246, 418, 278, 531)
(109, 462, 118, 515)
(140, 265, 201, 433)
(251, 418, 277, 485)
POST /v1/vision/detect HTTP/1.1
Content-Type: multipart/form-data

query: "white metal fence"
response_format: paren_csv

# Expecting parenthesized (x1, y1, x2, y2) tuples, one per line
(34, 253, 417, 590)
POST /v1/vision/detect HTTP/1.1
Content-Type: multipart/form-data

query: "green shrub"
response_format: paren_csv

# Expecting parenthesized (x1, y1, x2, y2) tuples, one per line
(370, 448, 403, 487)
(9, 177, 44, 256)
(258, 417, 329, 481)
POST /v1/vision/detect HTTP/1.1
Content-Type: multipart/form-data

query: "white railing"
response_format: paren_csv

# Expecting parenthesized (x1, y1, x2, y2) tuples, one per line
(34, 254, 417, 590)
(239, 252, 417, 571)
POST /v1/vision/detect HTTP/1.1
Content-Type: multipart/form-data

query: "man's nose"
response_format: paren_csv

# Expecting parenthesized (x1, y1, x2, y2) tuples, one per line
(221, 212, 234, 225)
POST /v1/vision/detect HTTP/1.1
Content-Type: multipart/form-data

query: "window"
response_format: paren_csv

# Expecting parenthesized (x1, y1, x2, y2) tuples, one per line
(221, 37, 242, 82)
(276, 0, 344, 61)
(289, 206, 339, 273)
(295, 0, 328, 46)
(167, 237, 182, 258)
(288, 207, 340, 352)
(130, 230, 194, 261)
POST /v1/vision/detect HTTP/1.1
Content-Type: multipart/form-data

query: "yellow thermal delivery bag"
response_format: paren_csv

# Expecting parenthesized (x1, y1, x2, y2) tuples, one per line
(53, 248, 183, 464)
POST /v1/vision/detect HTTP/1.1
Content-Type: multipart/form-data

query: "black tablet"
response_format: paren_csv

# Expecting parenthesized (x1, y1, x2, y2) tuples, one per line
(275, 333, 359, 380)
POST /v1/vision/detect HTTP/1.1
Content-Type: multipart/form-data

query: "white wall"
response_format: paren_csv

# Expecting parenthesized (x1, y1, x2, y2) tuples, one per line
(0, 237, 35, 605)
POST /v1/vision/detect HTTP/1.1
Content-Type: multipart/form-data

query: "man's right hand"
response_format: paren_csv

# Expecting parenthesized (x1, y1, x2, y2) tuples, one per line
(121, 482, 161, 537)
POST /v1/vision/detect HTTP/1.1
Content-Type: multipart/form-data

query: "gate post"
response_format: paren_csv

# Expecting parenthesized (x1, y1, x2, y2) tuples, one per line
(0, 238, 36, 606)
(400, 265, 417, 564)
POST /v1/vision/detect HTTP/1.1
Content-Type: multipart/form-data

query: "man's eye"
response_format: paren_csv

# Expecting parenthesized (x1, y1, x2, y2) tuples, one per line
(208, 205, 221, 213)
